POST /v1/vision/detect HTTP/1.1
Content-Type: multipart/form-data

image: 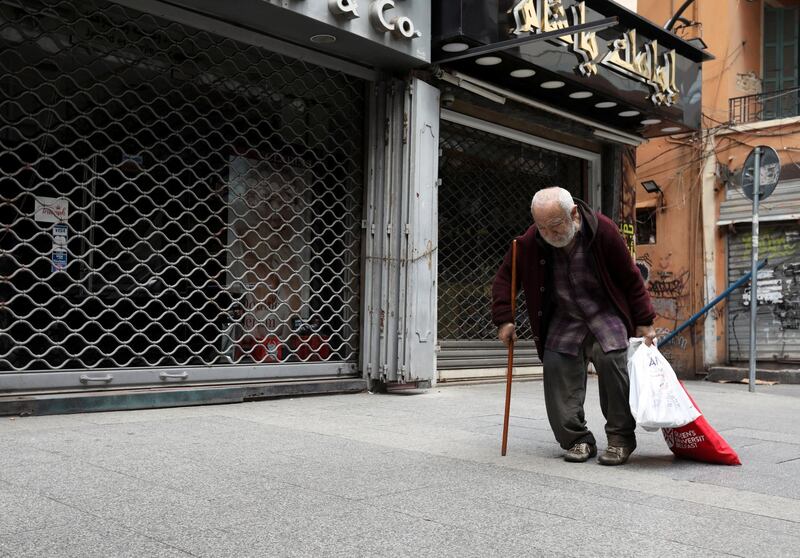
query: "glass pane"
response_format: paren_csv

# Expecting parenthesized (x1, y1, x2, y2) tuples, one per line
(763, 46, 778, 77)
(764, 7, 778, 42)
(782, 45, 796, 76)
(783, 8, 798, 40)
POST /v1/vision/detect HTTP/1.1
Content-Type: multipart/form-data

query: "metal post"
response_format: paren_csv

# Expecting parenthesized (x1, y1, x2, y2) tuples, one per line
(748, 147, 761, 392)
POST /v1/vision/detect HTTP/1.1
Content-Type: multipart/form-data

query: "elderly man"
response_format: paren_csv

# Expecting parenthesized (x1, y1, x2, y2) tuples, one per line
(492, 187, 655, 465)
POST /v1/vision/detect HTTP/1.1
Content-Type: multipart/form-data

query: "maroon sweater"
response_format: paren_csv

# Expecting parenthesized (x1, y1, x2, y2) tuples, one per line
(491, 200, 655, 359)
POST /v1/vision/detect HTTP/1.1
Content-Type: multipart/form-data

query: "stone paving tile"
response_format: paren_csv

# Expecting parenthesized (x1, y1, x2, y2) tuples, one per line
(156, 492, 447, 557)
(75, 405, 225, 425)
(80, 448, 291, 499)
(0, 516, 192, 558)
(407, 523, 571, 558)
(776, 457, 800, 475)
(0, 459, 159, 504)
(0, 442, 68, 469)
(251, 451, 457, 500)
(721, 427, 800, 445)
(65, 483, 259, 541)
(163, 526, 391, 558)
(639, 495, 800, 538)
(517, 523, 732, 558)
(732, 440, 800, 464)
(263, 499, 572, 558)
(653, 463, 800, 499)
(495, 481, 800, 556)
(442, 462, 656, 506)
(0, 482, 85, 536)
(0, 415, 88, 434)
(363, 485, 571, 537)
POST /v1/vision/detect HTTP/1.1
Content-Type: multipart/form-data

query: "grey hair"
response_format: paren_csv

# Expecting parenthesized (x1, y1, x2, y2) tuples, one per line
(531, 187, 575, 215)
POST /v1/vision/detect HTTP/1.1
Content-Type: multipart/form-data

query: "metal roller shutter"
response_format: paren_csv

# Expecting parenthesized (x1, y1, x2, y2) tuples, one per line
(437, 118, 586, 370)
(0, 0, 365, 390)
(727, 223, 800, 363)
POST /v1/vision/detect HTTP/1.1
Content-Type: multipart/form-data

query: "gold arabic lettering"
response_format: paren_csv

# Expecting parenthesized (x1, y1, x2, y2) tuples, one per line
(602, 30, 679, 106)
(509, 0, 599, 76)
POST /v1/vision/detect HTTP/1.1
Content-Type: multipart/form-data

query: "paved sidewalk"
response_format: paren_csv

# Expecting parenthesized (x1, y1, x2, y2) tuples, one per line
(1, 378, 799, 557)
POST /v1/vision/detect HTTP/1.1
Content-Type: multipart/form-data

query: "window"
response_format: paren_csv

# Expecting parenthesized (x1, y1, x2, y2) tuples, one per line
(635, 207, 657, 245)
(763, 5, 799, 119)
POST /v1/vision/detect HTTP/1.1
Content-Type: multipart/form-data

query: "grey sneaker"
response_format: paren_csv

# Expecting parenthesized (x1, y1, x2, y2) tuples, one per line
(564, 442, 597, 463)
(597, 446, 634, 466)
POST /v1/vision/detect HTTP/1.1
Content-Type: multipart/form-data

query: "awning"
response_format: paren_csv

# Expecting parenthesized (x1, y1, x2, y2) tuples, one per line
(432, 0, 713, 139)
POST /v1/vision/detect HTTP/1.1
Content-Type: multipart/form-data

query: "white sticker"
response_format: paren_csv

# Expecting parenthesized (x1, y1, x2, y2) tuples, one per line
(53, 223, 68, 246)
(35, 197, 68, 223)
(51, 249, 68, 272)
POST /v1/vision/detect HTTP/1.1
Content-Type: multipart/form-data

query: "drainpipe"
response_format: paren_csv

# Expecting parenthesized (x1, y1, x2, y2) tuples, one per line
(701, 129, 719, 368)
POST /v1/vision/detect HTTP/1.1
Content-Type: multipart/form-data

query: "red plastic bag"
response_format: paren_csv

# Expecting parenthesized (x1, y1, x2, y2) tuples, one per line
(661, 386, 741, 466)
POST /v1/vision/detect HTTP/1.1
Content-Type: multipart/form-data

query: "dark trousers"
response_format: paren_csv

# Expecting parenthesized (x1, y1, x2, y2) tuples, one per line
(542, 333, 636, 450)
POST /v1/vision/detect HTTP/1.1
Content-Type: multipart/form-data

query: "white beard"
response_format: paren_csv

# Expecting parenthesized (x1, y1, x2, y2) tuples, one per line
(542, 221, 579, 248)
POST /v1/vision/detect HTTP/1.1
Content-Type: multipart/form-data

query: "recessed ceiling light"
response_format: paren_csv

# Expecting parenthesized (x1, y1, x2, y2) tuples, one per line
(510, 69, 536, 78)
(661, 126, 681, 133)
(310, 34, 336, 44)
(569, 91, 593, 99)
(595, 101, 617, 108)
(540, 80, 565, 89)
(475, 56, 502, 66)
(640, 118, 662, 125)
(441, 42, 469, 52)
(619, 110, 640, 117)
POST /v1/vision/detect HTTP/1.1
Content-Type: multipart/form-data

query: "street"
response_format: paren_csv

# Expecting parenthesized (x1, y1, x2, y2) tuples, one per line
(1, 378, 799, 557)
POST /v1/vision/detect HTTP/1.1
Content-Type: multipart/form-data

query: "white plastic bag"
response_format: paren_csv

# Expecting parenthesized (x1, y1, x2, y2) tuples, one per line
(627, 338, 701, 431)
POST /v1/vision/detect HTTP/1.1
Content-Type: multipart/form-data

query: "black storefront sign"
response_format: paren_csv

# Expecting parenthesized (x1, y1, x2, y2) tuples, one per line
(433, 0, 713, 138)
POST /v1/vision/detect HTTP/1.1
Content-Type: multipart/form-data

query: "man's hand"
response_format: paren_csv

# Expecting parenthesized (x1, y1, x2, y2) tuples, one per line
(636, 325, 656, 346)
(498, 322, 517, 347)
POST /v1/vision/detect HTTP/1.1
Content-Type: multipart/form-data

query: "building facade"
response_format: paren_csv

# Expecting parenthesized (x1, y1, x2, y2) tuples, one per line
(0, 0, 708, 409)
(635, 0, 800, 378)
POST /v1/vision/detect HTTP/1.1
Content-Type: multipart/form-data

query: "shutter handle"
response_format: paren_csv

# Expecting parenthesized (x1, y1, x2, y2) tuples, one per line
(79, 374, 113, 384)
(159, 371, 189, 381)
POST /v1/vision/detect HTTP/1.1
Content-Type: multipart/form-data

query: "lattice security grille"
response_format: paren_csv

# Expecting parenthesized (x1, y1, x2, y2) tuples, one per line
(438, 121, 585, 342)
(0, 0, 365, 373)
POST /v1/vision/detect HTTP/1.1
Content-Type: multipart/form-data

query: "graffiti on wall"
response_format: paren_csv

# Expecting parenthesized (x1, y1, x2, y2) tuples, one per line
(739, 229, 799, 330)
(636, 250, 693, 363)
(621, 147, 637, 223)
(741, 260, 800, 331)
(620, 222, 635, 260)
(649, 269, 690, 298)
(644, 252, 690, 304)
(655, 326, 688, 350)
(778, 261, 800, 330)
(739, 229, 800, 261)
(620, 147, 637, 259)
(730, 227, 800, 361)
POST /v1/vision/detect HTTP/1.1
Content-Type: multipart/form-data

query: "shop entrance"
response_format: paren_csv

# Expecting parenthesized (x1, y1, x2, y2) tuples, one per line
(436, 112, 599, 372)
(0, 0, 365, 390)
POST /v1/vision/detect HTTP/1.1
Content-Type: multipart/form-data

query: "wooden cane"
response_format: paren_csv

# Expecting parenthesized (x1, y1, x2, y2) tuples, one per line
(501, 239, 518, 457)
